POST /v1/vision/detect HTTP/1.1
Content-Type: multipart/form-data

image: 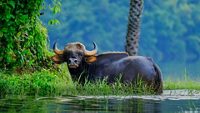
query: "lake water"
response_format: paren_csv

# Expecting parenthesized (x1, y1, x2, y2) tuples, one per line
(1, 90, 200, 113)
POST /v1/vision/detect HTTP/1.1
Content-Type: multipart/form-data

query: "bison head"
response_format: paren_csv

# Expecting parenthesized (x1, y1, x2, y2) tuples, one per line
(52, 42, 97, 68)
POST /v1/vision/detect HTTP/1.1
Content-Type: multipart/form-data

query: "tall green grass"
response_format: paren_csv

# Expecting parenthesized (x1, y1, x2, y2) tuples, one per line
(0, 70, 156, 96)
(63, 78, 157, 96)
(1, 65, 200, 97)
(0, 67, 71, 97)
(164, 70, 200, 90)
(65, 78, 200, 96)
(164, 78, 200, 90)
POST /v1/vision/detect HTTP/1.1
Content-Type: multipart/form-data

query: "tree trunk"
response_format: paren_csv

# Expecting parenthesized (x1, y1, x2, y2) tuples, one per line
(125, 0, 143, 56)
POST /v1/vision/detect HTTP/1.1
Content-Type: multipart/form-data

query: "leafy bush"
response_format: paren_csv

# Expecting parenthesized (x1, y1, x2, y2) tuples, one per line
(0, 68, 71, 96)
(0, 0, 50, 71)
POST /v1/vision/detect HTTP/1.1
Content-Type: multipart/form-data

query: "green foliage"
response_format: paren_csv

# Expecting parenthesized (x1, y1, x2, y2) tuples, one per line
(48, 19, 60, 25)
(47, 0, 61, 25)
(0, 68, 70, 96)
(0, 0, 51, 70)
(141, 0, 200, 64)
(49, 0, 62, 14)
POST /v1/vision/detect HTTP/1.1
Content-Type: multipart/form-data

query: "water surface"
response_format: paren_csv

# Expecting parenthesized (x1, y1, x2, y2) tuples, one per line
(1, 90, 200, 113)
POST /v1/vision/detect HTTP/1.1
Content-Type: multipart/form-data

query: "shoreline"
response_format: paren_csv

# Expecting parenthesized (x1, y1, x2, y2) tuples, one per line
(0, 69, 200, 96)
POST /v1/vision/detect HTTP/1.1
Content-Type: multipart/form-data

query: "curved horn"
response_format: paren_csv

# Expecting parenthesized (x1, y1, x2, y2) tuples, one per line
(84, 42, 97, 56)
(53, 42, 63, 55)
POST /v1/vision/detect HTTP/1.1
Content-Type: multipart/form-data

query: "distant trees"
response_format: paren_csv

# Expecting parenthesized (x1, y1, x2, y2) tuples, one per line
(140, 0, 200, 63)
(41, 0, 200, 65)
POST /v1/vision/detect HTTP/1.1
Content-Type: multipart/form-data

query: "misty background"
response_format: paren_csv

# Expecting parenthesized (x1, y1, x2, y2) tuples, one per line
(40, 0, 200, 78)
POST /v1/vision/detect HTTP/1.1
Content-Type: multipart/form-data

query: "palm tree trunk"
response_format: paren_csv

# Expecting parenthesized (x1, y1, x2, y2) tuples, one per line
(125, 0, 143, 56)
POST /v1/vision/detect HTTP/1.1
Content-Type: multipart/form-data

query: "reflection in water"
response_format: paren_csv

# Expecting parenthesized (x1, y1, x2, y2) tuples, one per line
(0, 96, 200, 113)
(57, 97, 162, 112)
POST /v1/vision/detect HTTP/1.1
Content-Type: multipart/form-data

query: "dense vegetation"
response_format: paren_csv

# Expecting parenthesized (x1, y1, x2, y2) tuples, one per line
(0, 0, 50, 71)
(41, 0, 200, 76)
(0, 68, 70, 96)
(1, 66, 200, 96)
(0, 0, 68, 96)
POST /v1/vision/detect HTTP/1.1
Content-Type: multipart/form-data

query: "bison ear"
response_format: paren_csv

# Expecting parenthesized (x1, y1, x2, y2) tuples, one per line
(51, 55, 64, 64)
(85, 56, 97, 63)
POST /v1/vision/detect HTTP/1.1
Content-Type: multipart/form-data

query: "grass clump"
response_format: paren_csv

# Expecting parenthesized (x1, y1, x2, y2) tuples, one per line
(164, 72, 200, 90)
(63, 79, 156, 96)
(2, 67, 153, 97)
(164, 78, 200, 90)
(0, 67, 71, 97)
(1, 65, 200, 97)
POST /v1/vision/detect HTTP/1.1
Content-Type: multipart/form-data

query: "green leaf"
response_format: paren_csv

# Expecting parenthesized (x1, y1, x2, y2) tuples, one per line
(8, 1, 15, 8)
(52, 5, 61, 14)
(0, 32, 3, 37)
(17, 32, 21, 37)
(50, 1, 62, 14)
(1, 28, 7, 33)
(48, 19, 60, 25)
